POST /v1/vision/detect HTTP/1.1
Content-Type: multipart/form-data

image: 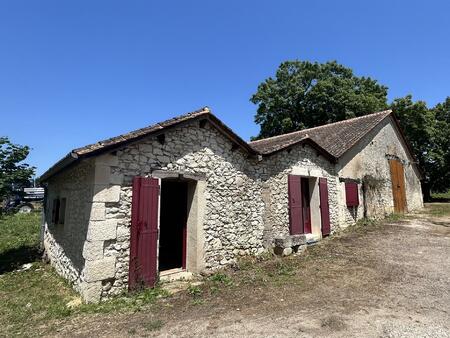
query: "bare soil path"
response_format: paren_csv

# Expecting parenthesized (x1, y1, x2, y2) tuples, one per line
(50, 206, 450, 337)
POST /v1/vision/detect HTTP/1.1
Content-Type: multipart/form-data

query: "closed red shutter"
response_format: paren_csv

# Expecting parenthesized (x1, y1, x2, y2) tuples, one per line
(319, 178, 331, 236)
(129, 176, 160, 290)
(288, 175, 304, 235)
(345, 182, 359, 207)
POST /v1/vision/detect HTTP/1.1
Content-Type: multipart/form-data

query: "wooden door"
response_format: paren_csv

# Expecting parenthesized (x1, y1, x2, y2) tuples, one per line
(389, 159, 407, 213)
(301, 178, 311, 233)
(319, 178, 331, 236)
(129, 176, 160, 290)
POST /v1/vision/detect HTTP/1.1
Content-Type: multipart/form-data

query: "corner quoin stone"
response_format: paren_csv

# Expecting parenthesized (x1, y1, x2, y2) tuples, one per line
(88, 202, 106, 221)
(84, 257, 116, 282)
(82, 240, 104, 261)
(87, 220, 117, 241)
(80, 281, 102, 303)
(93, 184, 121, 203)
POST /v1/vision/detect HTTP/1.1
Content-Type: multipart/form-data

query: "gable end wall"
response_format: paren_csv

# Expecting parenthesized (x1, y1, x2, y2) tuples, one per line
(337, 116, 423, 226)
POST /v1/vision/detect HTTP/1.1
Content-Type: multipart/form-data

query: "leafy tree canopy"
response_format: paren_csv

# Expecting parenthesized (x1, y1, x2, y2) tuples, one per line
(251, 60, 450, 197)
(0, 137, 35, 206)
(251, 60, 388, 139)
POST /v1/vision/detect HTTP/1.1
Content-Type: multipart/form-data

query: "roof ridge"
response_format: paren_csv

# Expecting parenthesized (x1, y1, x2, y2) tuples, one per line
(72, 106, 211, 154)
(249, 109, 392, 144)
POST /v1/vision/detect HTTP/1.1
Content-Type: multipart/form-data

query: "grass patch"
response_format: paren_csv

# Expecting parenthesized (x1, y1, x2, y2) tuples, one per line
(0, 212, 78, 336)
(354, 218, 378, 227)
(424, 203, 450, 217)
(431, 190, 450, 202)
(0, 262, 78, 336)
(0, 212, 171, 336)
(77, 285, 169, 315)
(187, 284, 202, 298)
(209, 272, 233, 286)
(0, 212, 41, 274)
(144, 319, 164, 331)
(385, 213, 405, 222)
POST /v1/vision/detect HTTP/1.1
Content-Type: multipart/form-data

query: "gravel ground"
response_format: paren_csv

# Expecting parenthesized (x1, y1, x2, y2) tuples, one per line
(51, 206, 450, 338)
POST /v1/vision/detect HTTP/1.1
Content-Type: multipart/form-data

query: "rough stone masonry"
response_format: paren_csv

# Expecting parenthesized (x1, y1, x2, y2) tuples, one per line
(41, 108, 423, 302)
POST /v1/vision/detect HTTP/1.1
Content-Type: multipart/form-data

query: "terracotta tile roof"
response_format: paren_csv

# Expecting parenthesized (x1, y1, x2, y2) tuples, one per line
(42, 108, 418, 182)
(73, 107, 211, 156)
(248, 110, 392, 158)
(40, 107, 256, 181)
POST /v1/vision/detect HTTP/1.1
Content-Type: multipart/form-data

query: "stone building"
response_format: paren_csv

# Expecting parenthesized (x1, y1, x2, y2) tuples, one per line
(40, 107, 423, 302)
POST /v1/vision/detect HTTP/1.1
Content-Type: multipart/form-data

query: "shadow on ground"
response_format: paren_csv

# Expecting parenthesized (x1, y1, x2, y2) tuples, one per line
(0, 245, 41, 274)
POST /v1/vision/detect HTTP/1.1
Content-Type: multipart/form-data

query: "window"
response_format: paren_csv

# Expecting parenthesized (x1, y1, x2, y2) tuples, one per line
(51, 197, 67, 225)
(51, 199, 59, 224)
(59, 198, 67, 224)
(345, 182, 359, 207)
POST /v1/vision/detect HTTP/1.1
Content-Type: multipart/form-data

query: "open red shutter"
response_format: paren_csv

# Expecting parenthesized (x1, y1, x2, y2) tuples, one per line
(319, 178, 331, 236)
(129, 177, 160, 290)
(288, 175, 304, 235)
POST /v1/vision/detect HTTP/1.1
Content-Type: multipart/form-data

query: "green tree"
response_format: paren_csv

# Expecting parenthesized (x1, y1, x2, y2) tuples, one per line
(0, 137, 35, 210)
(390, 96, 450, 200)
(250, 60, 388, 139)
(431, 97, 450, 193)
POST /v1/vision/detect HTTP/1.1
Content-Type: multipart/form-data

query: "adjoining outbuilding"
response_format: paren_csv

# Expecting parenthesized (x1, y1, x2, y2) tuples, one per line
(40, 107, 423, 302)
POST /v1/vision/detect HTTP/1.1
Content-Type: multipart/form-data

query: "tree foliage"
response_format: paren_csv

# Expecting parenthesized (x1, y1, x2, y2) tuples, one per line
(251, 60, 450, 197)
(251, 60, 388, 139)
(0, 137, 35, 206)
(390, 95, 450, 195)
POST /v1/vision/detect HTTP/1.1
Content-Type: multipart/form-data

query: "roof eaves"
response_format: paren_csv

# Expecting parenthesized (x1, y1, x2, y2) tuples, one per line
(40, 152, 79, 182)
(40, 107, 258, 181)
(260, 136, 338, 163)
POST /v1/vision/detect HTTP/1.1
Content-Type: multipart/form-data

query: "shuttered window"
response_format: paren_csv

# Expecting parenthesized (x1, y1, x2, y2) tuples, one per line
(59, 198, 67, 224)
(51, 198, 67, 225)
(51, 199, 60, 224)
(345, 182, 359, 207)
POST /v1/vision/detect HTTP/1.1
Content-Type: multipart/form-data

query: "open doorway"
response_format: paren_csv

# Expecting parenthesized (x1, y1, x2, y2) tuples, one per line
(301, 177, 312, 234)
(159, 180, 188, 272)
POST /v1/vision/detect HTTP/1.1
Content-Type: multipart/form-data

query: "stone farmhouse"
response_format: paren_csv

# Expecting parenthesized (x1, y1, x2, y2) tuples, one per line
(40, 107, 423, 302)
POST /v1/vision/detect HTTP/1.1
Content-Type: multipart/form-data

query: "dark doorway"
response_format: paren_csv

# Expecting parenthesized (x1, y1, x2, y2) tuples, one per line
(301, 177, 312, 233)
(159, 180, 188, 271)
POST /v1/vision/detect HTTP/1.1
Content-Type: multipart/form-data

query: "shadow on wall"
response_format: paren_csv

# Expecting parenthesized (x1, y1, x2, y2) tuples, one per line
(44, 159, 96, 279)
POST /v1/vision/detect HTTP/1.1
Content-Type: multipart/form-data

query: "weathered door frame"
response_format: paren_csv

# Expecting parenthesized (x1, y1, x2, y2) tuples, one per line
(129, 172, 206, 290)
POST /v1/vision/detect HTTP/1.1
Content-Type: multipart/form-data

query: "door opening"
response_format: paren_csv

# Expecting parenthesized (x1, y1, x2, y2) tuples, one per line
(301, 177, 312, 233)
(159, 180, 188, 272)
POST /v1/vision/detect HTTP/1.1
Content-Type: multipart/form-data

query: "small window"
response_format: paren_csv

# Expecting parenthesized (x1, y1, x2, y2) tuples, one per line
(345, 182, 359, 207)
(51, 198, 67, 225)
(59, 198, 67, 225)
(51, 199, 59, 224)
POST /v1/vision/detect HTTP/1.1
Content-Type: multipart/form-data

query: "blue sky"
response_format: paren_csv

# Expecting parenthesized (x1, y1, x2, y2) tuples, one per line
(1, 1, 449, 176)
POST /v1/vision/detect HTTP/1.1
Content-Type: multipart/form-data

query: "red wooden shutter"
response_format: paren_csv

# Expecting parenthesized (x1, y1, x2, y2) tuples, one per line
(345, 182, 359, 207)
(288, 175, 304, 235)
(129, 177, 160, 290)
(319, 178, 331, 236)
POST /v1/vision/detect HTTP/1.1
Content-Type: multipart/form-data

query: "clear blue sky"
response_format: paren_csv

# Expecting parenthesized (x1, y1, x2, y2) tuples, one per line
(1, 1, 449, 176)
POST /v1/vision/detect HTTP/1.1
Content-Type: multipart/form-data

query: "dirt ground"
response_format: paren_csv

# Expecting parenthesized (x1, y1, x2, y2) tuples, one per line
(50, 207, 450, 337)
